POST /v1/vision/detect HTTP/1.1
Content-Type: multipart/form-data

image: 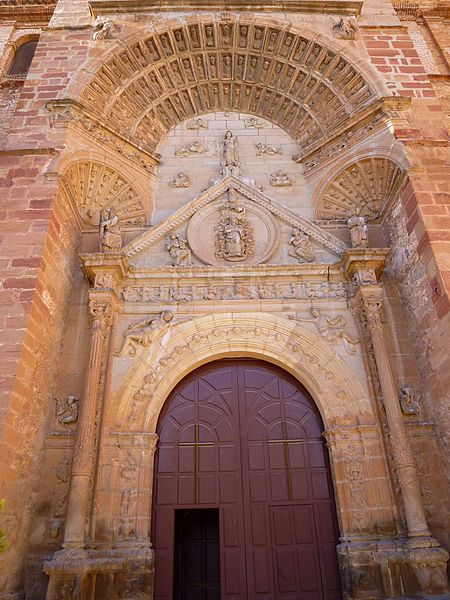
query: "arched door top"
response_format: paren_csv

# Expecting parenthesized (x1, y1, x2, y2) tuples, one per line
(112, 312, 374, 432)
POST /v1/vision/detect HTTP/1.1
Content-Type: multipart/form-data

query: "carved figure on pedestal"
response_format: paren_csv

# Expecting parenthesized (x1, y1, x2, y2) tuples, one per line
(288, 228, 316, 263)
(221, 130, 240, 176)
(117, 310, 174, 356)
(55, 396, 79, 425)
(348, 215, 368, 248)
(165, 234, 193, 267)
(99, 208, 122, 252)
(93, 17, 119, 40)
(399, 386, 422, 415)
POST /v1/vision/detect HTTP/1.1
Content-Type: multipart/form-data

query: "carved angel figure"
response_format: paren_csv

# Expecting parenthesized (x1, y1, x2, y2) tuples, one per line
(221, 130, 240, 176)
(55, 396, 79, 425)
(270, 171, 293, 187)
(175, 141, 203, 157)
(165, 234, 193, 267)
(256, 143, 283, 156)
(291, 308, 359, 355)
(288, 228, 316, 263)
(100, 207, 122, 252)
(116, 310, 174, 356)
(169, 173, 191, 188)
(348, 215, 369, 249)
(93, 17, 118, 40)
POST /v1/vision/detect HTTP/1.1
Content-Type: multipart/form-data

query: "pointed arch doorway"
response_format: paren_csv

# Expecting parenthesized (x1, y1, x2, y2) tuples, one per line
(152, 359, 342, 600)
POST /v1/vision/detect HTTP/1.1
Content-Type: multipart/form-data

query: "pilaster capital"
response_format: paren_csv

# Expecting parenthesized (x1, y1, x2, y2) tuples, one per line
(88, 295, 115, 333)
(80, 252, 129, 296)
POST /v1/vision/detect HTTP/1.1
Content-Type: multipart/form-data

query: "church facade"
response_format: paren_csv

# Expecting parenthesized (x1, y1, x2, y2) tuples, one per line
(0, 1, 450, 599)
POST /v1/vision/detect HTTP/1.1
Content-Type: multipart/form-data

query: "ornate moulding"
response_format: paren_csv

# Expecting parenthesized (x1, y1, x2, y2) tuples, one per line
(46, 100, 160, 175)
(124, 175, 348, 260)
(294, 97, 411, 172)
(77, 18, 378, 155)
(90, 0, 363, 14)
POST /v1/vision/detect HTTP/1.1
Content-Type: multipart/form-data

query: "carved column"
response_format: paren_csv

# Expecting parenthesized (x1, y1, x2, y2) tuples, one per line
(355, 284, 430, 539)
(62, 295, 113, 547)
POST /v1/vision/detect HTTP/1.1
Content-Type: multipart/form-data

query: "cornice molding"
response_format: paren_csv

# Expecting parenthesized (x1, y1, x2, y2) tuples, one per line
(90, 0, 363, 16)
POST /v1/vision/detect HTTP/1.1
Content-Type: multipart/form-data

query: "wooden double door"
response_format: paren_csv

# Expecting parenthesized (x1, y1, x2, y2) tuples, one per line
(152, 360, 341, 600)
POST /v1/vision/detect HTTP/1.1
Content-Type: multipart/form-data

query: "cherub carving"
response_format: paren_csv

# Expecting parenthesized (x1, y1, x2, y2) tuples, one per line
(399, 386, 421, 415)
(93, 17, 119, 40)
(116, 310, 174, 357)
(100, 207, 122, 252)
(270, 171, 293, 187)
(55, 396, 79, 425)
(256, 143, 283, 156)
(169, 173, 191, 188)
(332, 16, 359, 41)
(290, 308, 359, 354)
(165, 233, 193, 267)
(175, 141, 203, 157)
(288, 229, 316, 263)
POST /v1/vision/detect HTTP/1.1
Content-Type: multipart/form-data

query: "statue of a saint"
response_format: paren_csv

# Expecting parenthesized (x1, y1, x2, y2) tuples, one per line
(348, 215, 369, 249)
(221, 130, 240, 176)
(100, 208, 122, 252)
(288, 228, 316, 263)
(116, 310, 174, 356)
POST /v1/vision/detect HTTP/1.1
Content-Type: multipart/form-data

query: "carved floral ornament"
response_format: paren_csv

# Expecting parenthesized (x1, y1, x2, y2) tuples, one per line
(79, 19, 377, 154)
(61, 161, 146, 229)
(317, 158, 406, 221)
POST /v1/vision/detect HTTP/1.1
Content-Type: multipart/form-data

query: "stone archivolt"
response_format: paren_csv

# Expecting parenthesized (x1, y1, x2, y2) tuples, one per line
(79, 19, 377, 154)
(61, 161, 147, 229)
(316, 157, 406, 221)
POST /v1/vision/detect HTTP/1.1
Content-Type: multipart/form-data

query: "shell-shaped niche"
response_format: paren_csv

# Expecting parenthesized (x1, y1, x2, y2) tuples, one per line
(61, 161, 146, 228)
(317, 158, 406, 221)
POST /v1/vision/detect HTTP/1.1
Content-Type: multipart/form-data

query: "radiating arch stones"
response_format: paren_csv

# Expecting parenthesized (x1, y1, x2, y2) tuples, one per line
(61, 160, 147, 228)
(113, 313, 374, 432)
(316, 157, 407, 221)
(79, 19, 379, 154)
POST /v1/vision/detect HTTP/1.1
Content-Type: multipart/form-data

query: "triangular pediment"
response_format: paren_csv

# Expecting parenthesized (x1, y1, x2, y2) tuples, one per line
(124, 176, 348, 263)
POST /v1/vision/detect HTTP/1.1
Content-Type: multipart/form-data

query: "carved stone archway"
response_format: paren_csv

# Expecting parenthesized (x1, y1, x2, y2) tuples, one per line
(85, 312, 405, 600)
(65, 15, 388, 156)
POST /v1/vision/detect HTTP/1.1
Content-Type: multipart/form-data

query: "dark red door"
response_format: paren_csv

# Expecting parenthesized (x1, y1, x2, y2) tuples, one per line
(152, 360, 341, 600)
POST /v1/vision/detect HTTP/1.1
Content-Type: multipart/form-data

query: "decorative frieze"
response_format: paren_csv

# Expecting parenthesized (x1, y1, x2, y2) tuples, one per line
(120, 280, 349, 303)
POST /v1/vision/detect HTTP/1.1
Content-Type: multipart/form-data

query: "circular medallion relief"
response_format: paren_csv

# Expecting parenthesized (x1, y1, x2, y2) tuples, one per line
(187, 195, 279, 266)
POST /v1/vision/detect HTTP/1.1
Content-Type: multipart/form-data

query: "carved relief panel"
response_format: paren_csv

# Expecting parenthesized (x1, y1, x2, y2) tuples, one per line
(187, 190, 279, 266)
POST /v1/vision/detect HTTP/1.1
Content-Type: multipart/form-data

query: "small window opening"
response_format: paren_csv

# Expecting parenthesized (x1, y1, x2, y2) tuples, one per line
(7, 40, 38, 78)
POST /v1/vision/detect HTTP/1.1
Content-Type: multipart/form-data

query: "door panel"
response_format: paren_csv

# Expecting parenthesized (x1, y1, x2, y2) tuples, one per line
(152, 360, 341, 600)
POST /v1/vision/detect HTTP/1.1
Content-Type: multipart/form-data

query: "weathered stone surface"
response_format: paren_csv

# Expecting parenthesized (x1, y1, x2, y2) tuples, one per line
(0, 2, 450, 599)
